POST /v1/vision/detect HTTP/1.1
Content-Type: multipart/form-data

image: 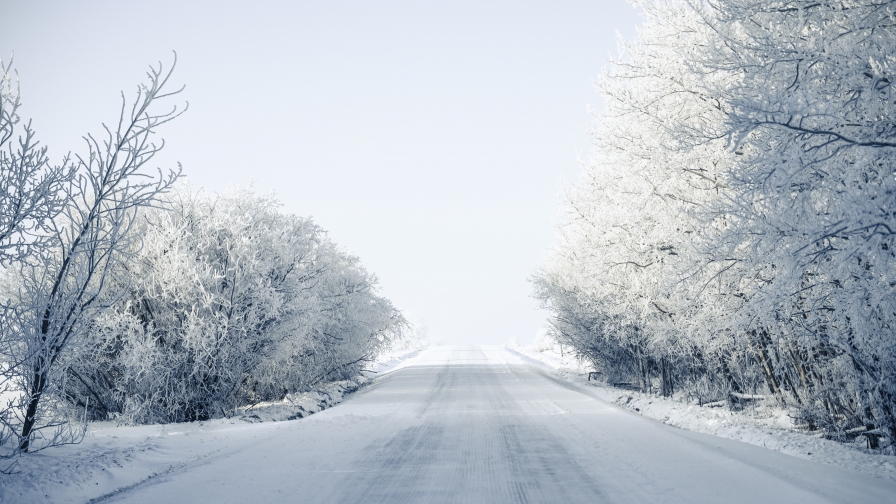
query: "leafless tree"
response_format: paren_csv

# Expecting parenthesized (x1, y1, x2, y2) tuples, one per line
(0, 55, 184, 456)
(0, 57, 77, 263)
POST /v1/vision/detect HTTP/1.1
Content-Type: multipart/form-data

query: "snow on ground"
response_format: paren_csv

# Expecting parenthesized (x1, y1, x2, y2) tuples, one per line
(0, 347, 423, 504)
(506, 341, 896, 482)
(22, 345, 896, 504)
(4, 342, 895, 503)
(231, 347, 424, 423)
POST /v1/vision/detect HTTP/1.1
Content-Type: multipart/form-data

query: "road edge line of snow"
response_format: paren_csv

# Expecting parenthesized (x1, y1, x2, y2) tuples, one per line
(504, 345, 896, 481)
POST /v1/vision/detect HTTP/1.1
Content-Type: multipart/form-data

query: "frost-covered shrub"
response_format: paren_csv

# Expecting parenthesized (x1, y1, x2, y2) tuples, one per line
(62, 188, 402, 424)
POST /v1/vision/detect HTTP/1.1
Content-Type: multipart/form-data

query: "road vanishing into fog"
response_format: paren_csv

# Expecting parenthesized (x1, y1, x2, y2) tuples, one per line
(104, 347, 894, 503)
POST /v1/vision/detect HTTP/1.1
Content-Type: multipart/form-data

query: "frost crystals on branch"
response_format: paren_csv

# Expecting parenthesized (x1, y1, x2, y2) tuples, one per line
(0, 56, 184, 457)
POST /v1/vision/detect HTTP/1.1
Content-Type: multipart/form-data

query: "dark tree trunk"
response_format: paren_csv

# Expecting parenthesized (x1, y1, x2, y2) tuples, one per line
(19, 364, 48, 452)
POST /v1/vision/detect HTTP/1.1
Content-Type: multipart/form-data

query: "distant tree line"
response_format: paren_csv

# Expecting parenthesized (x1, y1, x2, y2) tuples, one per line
(534, 0, 896, 449)
(0, 56, 402, 461)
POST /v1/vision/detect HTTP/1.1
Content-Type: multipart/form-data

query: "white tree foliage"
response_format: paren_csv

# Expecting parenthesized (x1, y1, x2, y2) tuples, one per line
(61, 188, 403, 425)
(535, 0, 896, 447)
(1, 56, 403, 466)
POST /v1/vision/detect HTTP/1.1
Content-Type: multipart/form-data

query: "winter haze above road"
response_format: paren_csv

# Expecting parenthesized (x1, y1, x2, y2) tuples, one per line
(0, 0, 643, 346)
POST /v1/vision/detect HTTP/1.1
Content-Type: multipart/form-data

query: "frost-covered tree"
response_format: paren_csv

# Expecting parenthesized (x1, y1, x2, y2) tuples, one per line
(536, 0, 896, 445)
(1, 58, 183, 454)
(0, 59, 80, 456)
(535, 0, 737, 395)
(695, 0, 896, 438)
(0, 58, 76, 263)
(62, 188, 402, 424)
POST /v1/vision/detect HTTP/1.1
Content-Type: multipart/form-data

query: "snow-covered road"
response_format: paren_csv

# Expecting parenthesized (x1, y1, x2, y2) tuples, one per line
(101, 346, 894, 503)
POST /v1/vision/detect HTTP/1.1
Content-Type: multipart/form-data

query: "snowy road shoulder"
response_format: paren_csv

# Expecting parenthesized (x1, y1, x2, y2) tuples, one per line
(0, 347, 425, 504)
(5, 344, 894, 504)
(506, 343, 896, 482)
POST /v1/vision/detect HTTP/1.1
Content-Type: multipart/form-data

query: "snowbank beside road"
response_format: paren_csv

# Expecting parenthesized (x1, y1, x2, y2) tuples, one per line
(0, 347, 422, 504)
(506, 342, 896, 482)
(232, 347, 423, 423)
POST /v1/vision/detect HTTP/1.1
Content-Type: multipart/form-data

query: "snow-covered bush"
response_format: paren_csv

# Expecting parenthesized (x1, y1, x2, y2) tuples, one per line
(62, 188, 403, 424)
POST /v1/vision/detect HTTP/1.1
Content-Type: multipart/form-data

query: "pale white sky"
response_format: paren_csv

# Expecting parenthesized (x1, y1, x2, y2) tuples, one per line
(1, 0, 641, 344)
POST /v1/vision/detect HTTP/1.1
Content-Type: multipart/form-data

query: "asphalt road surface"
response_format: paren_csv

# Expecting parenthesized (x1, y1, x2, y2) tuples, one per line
(104, 347, 895, 503)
